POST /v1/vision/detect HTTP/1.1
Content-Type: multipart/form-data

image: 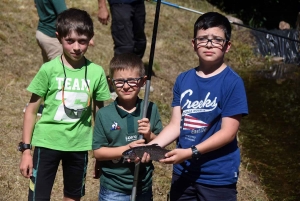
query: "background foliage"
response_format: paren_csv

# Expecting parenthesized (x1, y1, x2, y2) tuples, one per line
(207, 0, 300, 29)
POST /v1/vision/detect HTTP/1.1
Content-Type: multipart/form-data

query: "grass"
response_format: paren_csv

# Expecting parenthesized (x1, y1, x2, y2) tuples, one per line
(0, 0, 269, 200)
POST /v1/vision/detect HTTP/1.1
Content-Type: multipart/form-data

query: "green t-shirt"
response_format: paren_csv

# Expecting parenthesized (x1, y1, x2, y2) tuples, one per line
(93, 98, 163, 194)
(28, 56, 111, 151)
(35, 0, 67, 37)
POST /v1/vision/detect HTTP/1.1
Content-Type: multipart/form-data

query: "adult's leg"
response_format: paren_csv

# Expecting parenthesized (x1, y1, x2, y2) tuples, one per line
(36, 30, 62, 63)
(28, 147, 60, 201)
(110, 4, 134, 56)
(132, 2, 146, 58)
(62, 151, 88, 201)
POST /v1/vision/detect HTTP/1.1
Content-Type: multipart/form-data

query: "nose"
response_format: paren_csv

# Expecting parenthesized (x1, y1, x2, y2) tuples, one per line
(73, 42, 80, 51)
(206, 39, 213, 47)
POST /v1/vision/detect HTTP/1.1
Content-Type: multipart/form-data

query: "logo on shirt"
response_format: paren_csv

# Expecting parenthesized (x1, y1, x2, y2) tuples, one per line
(181, 90, 217, 116)
(111, 121, 121, 130)
(183, 115, 209, 133)
(125, 135, 138, 142)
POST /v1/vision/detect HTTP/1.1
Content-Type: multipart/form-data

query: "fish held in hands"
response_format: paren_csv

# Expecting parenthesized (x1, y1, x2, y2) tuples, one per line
(122, 144, 170, 162)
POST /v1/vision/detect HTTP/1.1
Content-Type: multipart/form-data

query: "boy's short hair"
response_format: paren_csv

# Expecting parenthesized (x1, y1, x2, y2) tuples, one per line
(109, 53, 145, 78)
(56, 8, 94, 39)
(194, 12, 231, 41)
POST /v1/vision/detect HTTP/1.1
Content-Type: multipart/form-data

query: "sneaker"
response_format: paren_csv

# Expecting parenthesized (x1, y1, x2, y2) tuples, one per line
(23, 103, 44, 116)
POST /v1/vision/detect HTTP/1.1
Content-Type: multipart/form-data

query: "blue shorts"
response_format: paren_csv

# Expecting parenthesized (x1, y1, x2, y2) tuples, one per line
(28, 147, 88, 200)
(99, 185, 153, 201)
(170, 173, 237, 201)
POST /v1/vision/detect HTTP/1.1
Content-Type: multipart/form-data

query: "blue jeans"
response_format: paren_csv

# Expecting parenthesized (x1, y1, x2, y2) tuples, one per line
(99, 185, 153, 201)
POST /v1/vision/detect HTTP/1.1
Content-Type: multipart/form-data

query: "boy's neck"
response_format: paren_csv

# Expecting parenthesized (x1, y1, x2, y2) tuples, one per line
(61, 55, 86, 69)
(116, 97, 138, 113)
(197, 62, 227, 78)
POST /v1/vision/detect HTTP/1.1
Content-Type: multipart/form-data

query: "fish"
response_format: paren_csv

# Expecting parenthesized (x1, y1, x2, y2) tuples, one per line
(122, 144, 170, 162)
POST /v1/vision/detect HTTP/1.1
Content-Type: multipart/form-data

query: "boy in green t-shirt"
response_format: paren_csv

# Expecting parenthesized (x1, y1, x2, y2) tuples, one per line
(18, 8, 110, 201)
(92, 53, 163, 201)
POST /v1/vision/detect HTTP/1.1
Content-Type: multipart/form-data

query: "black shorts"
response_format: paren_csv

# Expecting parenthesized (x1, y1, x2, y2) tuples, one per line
(28, 147, 88, 200)
(170, 173, 237, 201)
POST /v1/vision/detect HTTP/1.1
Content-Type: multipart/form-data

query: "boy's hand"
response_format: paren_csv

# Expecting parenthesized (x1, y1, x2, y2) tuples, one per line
(137, 118, 151, 142)
(19, 150, 33, 178)
(124, 139, 146, 163)
(159, 148, 192, 164)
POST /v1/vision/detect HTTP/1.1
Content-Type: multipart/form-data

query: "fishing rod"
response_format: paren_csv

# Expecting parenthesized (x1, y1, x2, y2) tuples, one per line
(152, 0, 300, 44)
(131, 0, 162, 200)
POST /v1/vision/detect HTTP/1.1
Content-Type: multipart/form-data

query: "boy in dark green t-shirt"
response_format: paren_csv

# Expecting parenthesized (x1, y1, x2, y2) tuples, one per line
(92, 53, 162, 201)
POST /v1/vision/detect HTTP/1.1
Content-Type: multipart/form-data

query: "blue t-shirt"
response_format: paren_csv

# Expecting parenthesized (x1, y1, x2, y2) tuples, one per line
(172, 66, 248, 185)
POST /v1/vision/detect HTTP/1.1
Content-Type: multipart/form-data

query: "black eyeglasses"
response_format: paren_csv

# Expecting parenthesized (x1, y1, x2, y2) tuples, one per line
(193, 37, 227, 47)
(61, 55, 90, 119)
(112, 77, 143, 88)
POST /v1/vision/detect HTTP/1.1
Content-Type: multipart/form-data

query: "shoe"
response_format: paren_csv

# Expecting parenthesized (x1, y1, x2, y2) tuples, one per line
(23, 103, 44, 116)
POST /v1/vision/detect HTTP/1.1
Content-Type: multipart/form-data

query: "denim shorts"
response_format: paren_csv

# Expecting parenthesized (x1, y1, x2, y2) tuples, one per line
(99, 185, 153, 201)
(170, 173, 237, 201)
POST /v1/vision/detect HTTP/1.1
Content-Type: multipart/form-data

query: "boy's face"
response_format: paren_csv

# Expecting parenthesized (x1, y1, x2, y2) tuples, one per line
(192, 27, 231, 63)
(57, 30, 90, 62)
(110, 68, 145, 102)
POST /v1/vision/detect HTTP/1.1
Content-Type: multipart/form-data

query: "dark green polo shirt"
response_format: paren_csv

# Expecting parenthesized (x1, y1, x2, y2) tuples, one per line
(93, 98, 163, 194)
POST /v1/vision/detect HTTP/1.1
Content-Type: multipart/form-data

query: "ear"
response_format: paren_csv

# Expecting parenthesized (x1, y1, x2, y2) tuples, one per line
(56, 32, 62, 44)
(141, 76, 147, 86)
(107, 77, 113, 86)
(224, 41, 231, 52)
(192, 39, 197, 51)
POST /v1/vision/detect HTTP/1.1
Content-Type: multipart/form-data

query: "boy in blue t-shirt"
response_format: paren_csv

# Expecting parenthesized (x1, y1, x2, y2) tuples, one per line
(143, 12, 248, 201)
(93, 53, 162, 201)
(19, 8, 110, 201)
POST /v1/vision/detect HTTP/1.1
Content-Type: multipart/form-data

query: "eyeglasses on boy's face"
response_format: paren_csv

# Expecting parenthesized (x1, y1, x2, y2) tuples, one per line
(112, 77, 143, 88)
(193, 37, 227, 47)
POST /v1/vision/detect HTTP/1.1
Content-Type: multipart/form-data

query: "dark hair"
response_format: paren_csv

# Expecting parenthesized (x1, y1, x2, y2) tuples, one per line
(56, 8, 94, 39)
(194, 12, 231, 41)
(109, 53, 145, 78)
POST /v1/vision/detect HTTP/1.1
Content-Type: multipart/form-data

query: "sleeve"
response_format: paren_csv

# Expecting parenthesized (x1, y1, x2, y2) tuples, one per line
(92, 110, 109, 150)
(27, 65, 49, 97)
(51, 0, 67, 14)
(171, 74, 182, 107)
(93, 66, 111, 101)
(222, 77, 248, 117)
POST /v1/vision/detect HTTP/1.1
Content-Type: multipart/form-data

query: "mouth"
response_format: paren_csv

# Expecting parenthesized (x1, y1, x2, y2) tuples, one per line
(203, 51, 214, 56)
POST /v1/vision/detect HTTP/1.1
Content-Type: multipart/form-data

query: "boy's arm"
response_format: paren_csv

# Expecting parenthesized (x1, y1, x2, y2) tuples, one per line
(194, 115, 242, 154)
(19, 94, 43, 178)
(93, 139, 145, 161)
(93, 100, 104, 120)
(148, 106, 182, 147)
(92, 100, 104, 179)
(160, 115, 242, 164)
